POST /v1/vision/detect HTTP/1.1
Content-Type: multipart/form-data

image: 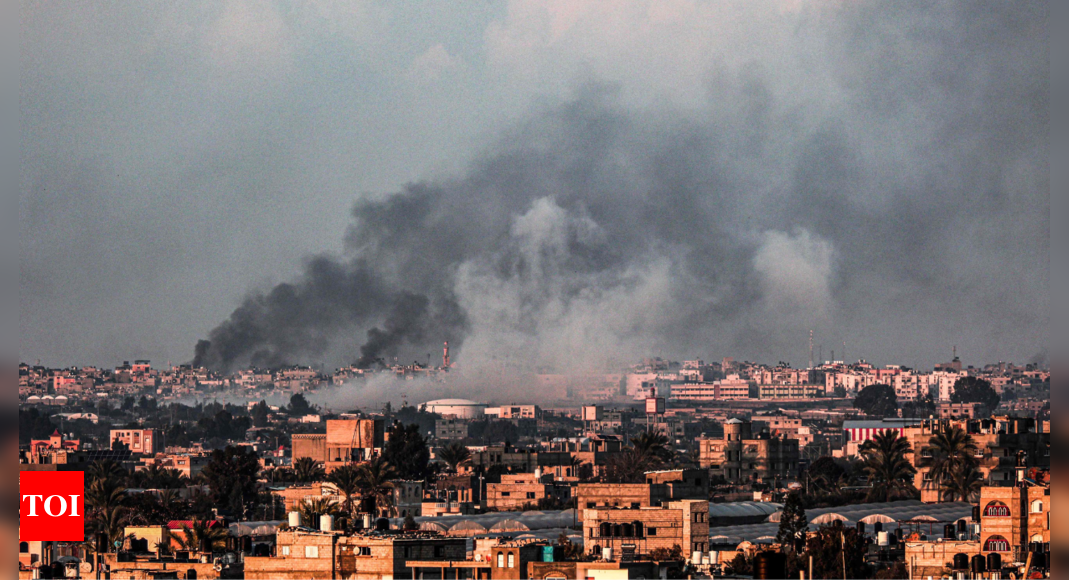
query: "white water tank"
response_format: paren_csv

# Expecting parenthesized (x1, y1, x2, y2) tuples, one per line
(692, 551, 702, 564)
(709, 551, 719, 565)
(362, 513, 373, 529)
(602, 547, 613, 561)
(320, 515, 333, 533)
(878, 532, 890, 546)
(288, 512, 301, 528)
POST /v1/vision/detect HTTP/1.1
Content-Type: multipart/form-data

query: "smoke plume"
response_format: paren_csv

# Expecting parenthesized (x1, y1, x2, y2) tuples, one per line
(192, 2, 1048, 374)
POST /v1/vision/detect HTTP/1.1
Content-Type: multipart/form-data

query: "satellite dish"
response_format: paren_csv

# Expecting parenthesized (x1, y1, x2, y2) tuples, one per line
(113, 540, 122, 549)
(79, 562, 93, 573)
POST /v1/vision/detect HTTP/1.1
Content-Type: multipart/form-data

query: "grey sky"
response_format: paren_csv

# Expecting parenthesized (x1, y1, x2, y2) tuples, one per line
(20, 1, 1048, 371)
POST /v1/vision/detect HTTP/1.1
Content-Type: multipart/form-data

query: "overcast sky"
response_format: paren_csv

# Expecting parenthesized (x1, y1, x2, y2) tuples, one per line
(20, 1, 1048, 372)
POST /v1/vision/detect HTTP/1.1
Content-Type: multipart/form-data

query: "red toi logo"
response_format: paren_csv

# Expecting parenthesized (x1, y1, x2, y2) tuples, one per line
(19, 471, 85, 542)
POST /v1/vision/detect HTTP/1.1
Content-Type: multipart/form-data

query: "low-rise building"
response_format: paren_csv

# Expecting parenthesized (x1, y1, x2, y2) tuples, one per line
(699, 420, 799, 485)
(110, 428, 161, 455)
(486, 473, 572, 511)
(583, 499, 709, 562)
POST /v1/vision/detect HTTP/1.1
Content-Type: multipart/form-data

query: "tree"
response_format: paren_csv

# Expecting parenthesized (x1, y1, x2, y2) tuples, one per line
(860, 431, 918, 502)
(927, 425, 979, 502)
(174, 520, 228, 553)
(327, 464, 362, 515)
(603, 448, 652, 484)
(854, 384, 898, 418)
(297, 497, 341, 530)
(437, 442, 471, 473)
(556, 532, 583, 560)
(357, 457, 397, 517)
(93, 506, 130, 552)
(805, 524, 868, 579)
(293, 457, 325, 483)
(901, 394, 936, 419)
(382, 423, 430, 480)
(199, 446, 261, 518)
(951, 377, 1000, 414)
(288, 393, 312, 416)
(251, 400, 271, 428)
(631, 432, 673, 464)
(942, 465, 983, 504)
(776, 492, 808, 551)
(807, 457, 847, 494)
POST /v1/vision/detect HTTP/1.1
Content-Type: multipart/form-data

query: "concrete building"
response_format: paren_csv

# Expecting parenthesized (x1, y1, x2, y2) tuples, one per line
(110, 428, 161, 455)
(435, 418, 469, 440)
(486, 473, 572, 511)
(244, 529, 467, 580)
(292, 419, 385, 473)
(699, 420, 799, 485)
(903, 418, 1049, 502)
(583, 499, 709, 562)
(576, 469, 708, 513)
(421, 399, 487, 420)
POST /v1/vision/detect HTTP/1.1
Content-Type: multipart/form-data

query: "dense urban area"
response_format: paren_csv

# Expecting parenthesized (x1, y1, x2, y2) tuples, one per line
(19, 348, 1049, 579)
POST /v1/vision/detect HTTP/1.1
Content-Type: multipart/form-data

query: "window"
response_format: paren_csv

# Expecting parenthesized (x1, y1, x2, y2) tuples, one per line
(281, 546, 290, 556)
(647, 528, 657, 536)
(1031, 500, 1044, 513)
(497, 553, 505, 568)
(501, 492, 510, 497)
(305, 546, 319, 558)
(358, 547, 371, 556)
(508, 553, 515, 568)
(984, 502, 1011, 517)
(19, 542, 28, 553)
(527, 492, 536, 499)
(434, 546, 444, 558)
(984, 536, 1010, 552)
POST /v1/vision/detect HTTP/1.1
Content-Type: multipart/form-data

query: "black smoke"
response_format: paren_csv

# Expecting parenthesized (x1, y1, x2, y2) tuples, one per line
(192, 2, 1048, 373)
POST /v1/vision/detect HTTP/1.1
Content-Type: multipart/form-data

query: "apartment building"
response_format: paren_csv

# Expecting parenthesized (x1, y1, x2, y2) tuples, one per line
(110, 428, 161, 455)
(576, 469, 708, 514)
(583, 499, 709, 561)
(699, 420, 799, 485)
(486, 473, 572, 511)
(904, 418, 1049, 502)
(244, 529, 467, 580)
(292, 419, 385, 473)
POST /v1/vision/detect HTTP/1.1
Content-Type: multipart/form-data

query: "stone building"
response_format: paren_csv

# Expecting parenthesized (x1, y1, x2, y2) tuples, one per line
(583, 499, 709, 562)
(244, 529, 467, 580)
(576, 469, 708, 514)
(486, 473, 572, 511)
(291, 419, 385, 473)
(699, 420, 799, 485)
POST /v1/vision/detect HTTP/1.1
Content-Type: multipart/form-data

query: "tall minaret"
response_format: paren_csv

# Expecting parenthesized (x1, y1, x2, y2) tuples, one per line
(442, 342, 451, 369)
(809, 330, 814, 370)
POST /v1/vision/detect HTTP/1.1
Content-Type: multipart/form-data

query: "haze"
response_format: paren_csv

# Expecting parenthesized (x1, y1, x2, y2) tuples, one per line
(20, 1, 1049, 372)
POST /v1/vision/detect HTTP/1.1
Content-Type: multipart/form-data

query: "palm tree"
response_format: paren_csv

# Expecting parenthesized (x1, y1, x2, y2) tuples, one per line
(860, 431, 918, 502)
(631, 432, 673, 464)
(927, 426, 979, 501)
(174, 520, 228, 553)
(94, 506, 130, 552)
(88, 460, 127, 486)
(942, 465, 984, 503)
(292, 457, 325, 483)
(357, 457, 397, 517)
(327, 464, 362, 515)
(86, 478, 126, 513)
(297, 497, 342, 530)
(438, 442, 471, 473)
